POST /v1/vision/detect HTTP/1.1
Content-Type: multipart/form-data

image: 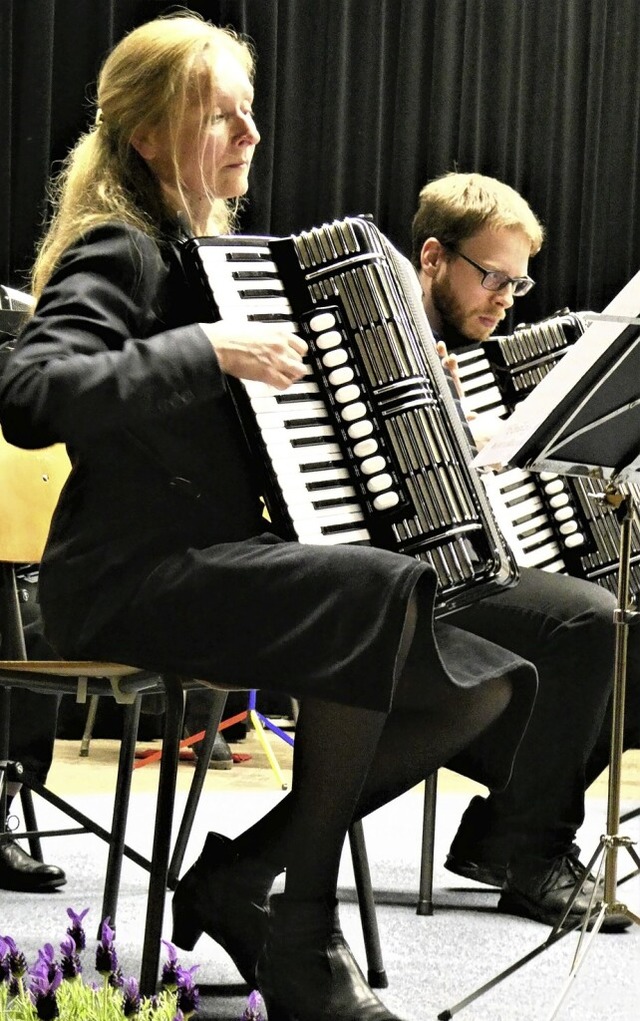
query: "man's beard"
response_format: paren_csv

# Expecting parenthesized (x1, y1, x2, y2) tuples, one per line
(431, 275, 499, 345)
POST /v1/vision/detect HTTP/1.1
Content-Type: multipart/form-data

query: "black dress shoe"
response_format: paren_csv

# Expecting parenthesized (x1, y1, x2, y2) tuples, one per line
(444, 851, 506, 888)
(498, 852, 631, 932)
(0, 836, 67, 892)
(171, 832, 270, 986)
(445, 795, 511, 888)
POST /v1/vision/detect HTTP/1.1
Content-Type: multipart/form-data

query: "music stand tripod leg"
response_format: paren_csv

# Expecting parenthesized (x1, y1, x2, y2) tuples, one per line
(438, 487, 640, 1021)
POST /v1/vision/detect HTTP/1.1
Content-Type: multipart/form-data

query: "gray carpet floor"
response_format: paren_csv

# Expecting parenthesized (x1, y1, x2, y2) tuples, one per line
(2, 785, 639, 1020)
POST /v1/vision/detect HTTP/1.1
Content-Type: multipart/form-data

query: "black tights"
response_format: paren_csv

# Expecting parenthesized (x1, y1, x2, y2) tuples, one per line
(231, 593, 512, 903)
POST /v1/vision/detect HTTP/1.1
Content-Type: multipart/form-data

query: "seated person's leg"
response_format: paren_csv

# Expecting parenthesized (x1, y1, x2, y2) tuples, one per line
(2, 688, 66, 891)
(447, 567, 627, 929)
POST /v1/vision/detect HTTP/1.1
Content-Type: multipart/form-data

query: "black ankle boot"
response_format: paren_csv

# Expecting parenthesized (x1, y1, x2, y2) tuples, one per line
(256, 895, 404, 1021)
(171, 832, 271, 986)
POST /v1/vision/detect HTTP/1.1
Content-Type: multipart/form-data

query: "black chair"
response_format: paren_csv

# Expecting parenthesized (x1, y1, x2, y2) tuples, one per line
(0, 435, 387, 992)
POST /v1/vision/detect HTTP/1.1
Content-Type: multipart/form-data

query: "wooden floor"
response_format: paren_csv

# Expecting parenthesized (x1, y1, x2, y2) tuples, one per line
(45, 716, 640, 806)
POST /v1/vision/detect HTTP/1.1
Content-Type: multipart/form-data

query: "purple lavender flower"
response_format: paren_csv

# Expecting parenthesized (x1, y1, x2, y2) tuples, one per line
(108, 965, 124, 989)
(3, 935, 27, 978)
(122, 975, 141, 1017)
(95, 917, 118, 976)
(65, 907, 89, 952)
(34, 943, 58, 982)
(160, 939, 180, 988)
(0, 936, 11, 983)
(241, 989, 266, 1020)
(59, 934, 82, 980)
(30, 967, 62, 1020)
(175, 965, 200, 1017)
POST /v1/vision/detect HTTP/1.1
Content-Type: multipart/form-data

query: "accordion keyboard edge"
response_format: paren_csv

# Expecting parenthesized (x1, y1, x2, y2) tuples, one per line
(456, 320, 640, 601)
(182, 217, 519, 615)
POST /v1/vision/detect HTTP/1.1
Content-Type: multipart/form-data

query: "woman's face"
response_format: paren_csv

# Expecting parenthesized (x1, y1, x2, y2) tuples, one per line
(138, 48, 260, 212)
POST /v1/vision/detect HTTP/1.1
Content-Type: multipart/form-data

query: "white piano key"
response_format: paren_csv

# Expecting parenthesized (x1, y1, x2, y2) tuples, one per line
(272, 465, 351, 486)
(243, 379, 320, 398)
(298, 526, 372, 545)
(264, 436, 341, 458)
(250, 395, 326, 415)
(263, 423, 336, 443)
(255, 406, 330, 429)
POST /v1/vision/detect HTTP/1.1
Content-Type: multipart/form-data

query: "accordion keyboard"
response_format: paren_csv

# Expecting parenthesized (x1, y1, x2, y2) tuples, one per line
(197, 240, 372, 545)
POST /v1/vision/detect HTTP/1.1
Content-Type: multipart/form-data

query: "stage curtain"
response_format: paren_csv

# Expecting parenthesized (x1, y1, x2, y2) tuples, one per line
(2, 0, 639, 326)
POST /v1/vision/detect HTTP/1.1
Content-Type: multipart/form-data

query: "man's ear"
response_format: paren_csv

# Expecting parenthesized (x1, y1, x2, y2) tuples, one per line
(419, 237, 445, 278)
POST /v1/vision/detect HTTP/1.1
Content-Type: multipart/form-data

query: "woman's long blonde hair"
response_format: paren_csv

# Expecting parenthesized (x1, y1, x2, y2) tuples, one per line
(32, 13, 255, 298)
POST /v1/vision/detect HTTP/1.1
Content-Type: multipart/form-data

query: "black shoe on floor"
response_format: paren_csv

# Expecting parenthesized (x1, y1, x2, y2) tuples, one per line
(445, 795, 509, 888)
(207, 730, 233, 770)
(498, 852, 631, 932)
(444, 852, 506, 888)
(0, 836, 67, 892)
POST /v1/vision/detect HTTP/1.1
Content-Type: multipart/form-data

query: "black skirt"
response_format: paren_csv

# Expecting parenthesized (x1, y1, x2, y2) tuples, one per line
(50, 532, 537, 787)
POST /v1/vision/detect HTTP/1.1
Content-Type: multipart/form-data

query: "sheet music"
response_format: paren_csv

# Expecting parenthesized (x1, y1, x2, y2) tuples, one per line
(473, 267, 640, 471)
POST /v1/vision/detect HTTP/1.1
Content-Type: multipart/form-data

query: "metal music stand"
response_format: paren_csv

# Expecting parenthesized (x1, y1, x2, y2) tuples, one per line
(440, 300, 640, 1020)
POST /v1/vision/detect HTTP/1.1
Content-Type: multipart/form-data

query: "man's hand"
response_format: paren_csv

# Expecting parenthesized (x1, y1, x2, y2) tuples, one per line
(435, 340, 463, 398)
(200, 320, 308, 390)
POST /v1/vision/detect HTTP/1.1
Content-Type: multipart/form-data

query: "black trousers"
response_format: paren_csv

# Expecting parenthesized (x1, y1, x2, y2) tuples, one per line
(4, 572, 60, 789)
(450, 567, 640, 857)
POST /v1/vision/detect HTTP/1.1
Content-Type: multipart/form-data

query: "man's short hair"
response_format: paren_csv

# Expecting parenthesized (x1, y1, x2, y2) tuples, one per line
(411, 171, 545, 268)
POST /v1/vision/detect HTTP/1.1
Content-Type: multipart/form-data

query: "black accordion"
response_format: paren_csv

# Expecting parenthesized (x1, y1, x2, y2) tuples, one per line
(182, 216, 518, 615)
(455, 314, 640, 600)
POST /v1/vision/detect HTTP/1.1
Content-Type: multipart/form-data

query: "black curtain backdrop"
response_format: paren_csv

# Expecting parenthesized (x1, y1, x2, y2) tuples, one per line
(2, 0, 639, 328)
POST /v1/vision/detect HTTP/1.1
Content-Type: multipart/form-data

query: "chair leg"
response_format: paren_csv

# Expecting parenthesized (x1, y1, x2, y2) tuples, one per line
(417, 772, 438, 916)
(0, 685, 11, 828)
(19, 786, 43, 861)
(168, 688, 228, 886)
(80, 695, 100, 757)
(139, 674, 186, 996)
(348, 819, 388, 989)
(101, 698, 143, 930)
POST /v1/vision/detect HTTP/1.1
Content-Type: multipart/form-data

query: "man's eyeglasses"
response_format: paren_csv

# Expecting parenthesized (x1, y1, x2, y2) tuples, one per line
(445, 246, 535, 297)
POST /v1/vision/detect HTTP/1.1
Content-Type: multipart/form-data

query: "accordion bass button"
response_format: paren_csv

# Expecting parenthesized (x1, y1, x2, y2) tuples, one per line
(360, 455, 387, 475)
(373, 491, 400, 511)
(559, 520, 578, 535)
(549, 492, 569, 508)
(334, 384, 361, 404)
(322, 348, 348, 367)
(316, 329, 342, 349)
(328, 367, 354, 385)
(309, 311, 336, 332)
(353, 438, 378, 457)
(564, 532, 585, 548)
(347, 420, 374, 439)
(543, 479, 565, 495)
(341, 402, 367, 422)
(366, 473, 393, 493)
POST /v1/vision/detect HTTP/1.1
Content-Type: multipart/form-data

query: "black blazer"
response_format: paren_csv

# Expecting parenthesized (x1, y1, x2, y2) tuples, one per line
(0, 222, 266, 646)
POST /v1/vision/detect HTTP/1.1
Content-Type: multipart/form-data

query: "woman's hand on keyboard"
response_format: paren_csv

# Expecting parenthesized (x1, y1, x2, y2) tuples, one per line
(200, 320, 308, 390)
